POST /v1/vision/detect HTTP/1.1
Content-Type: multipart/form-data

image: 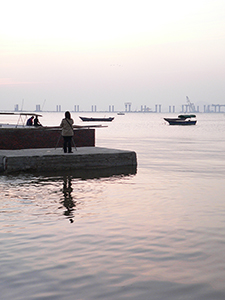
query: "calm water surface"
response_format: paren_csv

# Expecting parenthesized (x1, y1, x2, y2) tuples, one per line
(0, 113, 225, 300)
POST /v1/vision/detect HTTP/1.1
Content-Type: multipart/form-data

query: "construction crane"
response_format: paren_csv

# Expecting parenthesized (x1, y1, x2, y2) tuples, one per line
(41, 99, 46, 111)
(186, 96, 195, 112)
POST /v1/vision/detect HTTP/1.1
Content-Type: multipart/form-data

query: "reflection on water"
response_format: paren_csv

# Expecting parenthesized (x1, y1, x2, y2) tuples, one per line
(0, 165, 137, 224)
(58, 166, 136, 223)
(61, 176, 75, 223)
(1, 113, 225, 300)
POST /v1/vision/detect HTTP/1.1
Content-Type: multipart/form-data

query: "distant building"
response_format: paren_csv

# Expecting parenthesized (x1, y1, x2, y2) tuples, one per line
(169, 106, 175, 113)
(56, 105, 61, 112)
(125, 102, 131, 112)
(91, 105, 97, 112)
(74, 105, 79, 112)
(109, 105, 114, 112)
(36, 104, 41, 112)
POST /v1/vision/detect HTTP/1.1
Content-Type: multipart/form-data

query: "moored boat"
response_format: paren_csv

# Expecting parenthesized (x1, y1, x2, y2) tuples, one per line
(0, 113, 97, 149)
(117, 112, 125, 115)
(79, 116, 114, 122)
(164, 114, 197, 125)
(0, 112, 43, 128)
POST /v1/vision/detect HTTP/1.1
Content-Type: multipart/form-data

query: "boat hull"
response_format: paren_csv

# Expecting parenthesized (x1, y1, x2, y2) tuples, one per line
(0, 127, 95, 150)
(164, 118, 197, 125)
(79, 116, 114, 122)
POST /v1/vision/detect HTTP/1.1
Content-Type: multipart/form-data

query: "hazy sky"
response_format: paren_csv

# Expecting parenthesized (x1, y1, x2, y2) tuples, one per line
(1, 0, 225, 112)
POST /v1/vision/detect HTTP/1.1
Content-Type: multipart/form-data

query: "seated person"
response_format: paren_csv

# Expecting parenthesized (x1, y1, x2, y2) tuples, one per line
(34, 116, 42, 127)
(26, 116, 34, 126)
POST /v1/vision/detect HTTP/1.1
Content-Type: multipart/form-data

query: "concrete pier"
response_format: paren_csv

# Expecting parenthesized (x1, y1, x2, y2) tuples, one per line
(0, 147, 137, 174)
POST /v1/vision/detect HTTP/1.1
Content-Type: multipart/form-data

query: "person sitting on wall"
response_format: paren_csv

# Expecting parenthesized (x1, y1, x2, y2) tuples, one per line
(34, 116, 42, 127)
(26, 116, 34, 126)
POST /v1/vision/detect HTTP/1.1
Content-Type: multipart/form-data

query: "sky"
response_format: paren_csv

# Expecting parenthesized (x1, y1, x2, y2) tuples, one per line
(1, 0, 225, 112)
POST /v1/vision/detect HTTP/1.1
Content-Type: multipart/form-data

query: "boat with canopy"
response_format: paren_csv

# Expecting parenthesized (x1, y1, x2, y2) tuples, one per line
(164, 114, 197, 125)
(0, 113, 105, 149)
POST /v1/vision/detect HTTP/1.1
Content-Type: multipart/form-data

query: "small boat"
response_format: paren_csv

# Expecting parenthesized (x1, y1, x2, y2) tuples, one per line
(164, 114, 197, 125)
(79, 116, 114, 122)
(117, 112, 125, 115)
(0, 112, 97, 149)
(0, 112, 43, 128)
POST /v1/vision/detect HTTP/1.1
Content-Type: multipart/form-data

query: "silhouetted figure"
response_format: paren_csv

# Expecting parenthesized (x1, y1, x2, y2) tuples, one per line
(62, 175, 75, 222)
(26, 116, 34, 126)
(34, 116, 42, 127)
(60, 111, 74, 153)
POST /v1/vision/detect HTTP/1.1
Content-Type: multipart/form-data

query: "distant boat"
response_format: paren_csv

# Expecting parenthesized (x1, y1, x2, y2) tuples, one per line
(164, 114, 197, 125)
(79, 116, 114, 122)
(117, 112, 125, 115)
(0, 112, 43, 128)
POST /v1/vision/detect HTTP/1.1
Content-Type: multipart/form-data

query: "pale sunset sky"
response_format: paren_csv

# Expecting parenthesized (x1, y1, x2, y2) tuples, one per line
(1, 0, 225, 112)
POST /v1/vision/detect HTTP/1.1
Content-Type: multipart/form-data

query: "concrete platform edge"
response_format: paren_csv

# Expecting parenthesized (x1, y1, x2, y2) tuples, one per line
(0, 147, 137, 174)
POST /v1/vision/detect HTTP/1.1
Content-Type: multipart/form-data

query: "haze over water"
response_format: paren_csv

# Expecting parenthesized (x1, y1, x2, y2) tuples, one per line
(0, 112, 225, 300)
(1, 1, 225, 111)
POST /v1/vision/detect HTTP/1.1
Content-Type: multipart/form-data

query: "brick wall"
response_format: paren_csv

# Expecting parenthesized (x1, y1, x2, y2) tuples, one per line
(0, 128, 95, 149)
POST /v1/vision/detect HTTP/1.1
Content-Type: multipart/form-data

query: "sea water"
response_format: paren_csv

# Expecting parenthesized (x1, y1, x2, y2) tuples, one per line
(0, 112, 225, 300)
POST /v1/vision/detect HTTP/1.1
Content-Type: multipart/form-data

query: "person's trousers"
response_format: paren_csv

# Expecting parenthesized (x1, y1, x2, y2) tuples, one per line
(63, 136, 72, 153)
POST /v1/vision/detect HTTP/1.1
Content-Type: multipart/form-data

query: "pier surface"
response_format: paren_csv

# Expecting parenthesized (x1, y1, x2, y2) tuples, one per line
(0, 147, 137, 174)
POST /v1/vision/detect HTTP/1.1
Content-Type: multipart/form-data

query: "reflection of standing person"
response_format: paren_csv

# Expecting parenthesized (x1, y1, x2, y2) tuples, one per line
(62, 175, 75, 223)
(60, 111, 74, 153)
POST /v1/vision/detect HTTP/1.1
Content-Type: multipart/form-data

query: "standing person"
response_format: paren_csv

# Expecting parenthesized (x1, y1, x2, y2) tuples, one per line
(60, 111, 74, 153)
(26, 116, 34, 126)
